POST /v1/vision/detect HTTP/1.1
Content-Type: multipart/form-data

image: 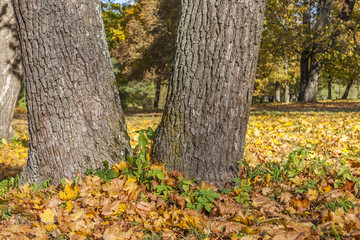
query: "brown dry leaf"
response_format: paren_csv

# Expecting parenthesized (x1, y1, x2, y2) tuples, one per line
(162, 229, 177, 240)
(341, 179, 357, 194)
(102, 179, 125, 198)
(261, 186, 272, 196)
(170, 192, 186, 209)
(136, 201, 156, 217)
(45, 195, 63, 208)
(325, 189, 345, 199)
(267, 229, 305, 240)
(101, 200, 120, 216)
(289, 176, 303, 186)
(278, 192, 292, 204)
(290, 198, 310, 211)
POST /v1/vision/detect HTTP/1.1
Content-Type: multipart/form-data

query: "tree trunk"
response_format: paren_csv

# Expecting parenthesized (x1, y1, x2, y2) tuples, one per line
(152, 0, 266, 187)
(0, 0, 22, 140)
(284, 83, 290, 104)
(299, 53, 309, 102)
(305, 57, 322, 102)
(13, 0, 131, 185)
(328, 76, 332, 100)
(153, 78, 161, 109)
(298, 0, 311, 102)
(342, 79, 353, 99)
(275, 81, 281, 102)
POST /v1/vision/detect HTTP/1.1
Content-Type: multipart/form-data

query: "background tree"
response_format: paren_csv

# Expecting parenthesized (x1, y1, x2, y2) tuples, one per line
(0, 0, 22, 140)
(152, 0, 266, 187)
(14, 0, 131, 185)
(102, 0, 181, 109)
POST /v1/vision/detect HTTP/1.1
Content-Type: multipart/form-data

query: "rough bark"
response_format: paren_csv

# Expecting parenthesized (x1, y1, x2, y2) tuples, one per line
(327, 76, 332, 100)
(284, 83, 290, 104)
(275, 81, 281, 103)
(152, 0, 266, 187)
(342, 79, 353, 99)
(0, 0, 22, 140)
(305, 57, 322, 102)
(13, 0, 131, 185)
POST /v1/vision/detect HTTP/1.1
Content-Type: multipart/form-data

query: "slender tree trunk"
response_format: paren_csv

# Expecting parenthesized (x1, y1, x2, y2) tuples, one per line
(284, 83, 290, 104)
(283, 55, 290, 104)
(275, 81, 281, 102)
(328, 76, 332, 100)
(305, 57, 322, 102)
(14, 0, 131, 185)
(342, 79, 354, 99)
(0, 0, 22, 140)
(152, 0, 266, 187)
(153, 78, 161, 109)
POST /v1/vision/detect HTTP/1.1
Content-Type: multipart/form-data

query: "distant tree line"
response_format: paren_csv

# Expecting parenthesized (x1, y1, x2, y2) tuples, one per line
(102, 0, 359, 107)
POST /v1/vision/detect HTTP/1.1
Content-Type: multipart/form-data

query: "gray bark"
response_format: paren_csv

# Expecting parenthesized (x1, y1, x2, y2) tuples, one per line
(284, 83, 290, 104)
(305, 57, 322, 102)
(342, 79, 353, 99)
(13, 0, 131, 185)
(0, 0, 22, 140)
(275, 81, 281, 102)
(152, 0, 266, 187)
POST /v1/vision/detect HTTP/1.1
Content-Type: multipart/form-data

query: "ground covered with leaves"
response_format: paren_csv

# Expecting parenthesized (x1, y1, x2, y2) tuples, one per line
(0, 101, 359, 239)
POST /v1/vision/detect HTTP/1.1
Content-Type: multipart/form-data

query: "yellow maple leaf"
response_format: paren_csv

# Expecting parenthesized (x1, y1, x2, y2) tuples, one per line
(59, 185, 79, 201)
(40, 209, 56, 224)
(113, 161, 128, 172)
(307, 189, 318, 201)
(65, 201, 74, 213)
(45, 223, 57, 232)
(118, 203, 127, 213)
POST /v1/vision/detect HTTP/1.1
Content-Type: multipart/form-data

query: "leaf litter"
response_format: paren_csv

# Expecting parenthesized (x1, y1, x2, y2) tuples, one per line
(0, 102, 359, 239)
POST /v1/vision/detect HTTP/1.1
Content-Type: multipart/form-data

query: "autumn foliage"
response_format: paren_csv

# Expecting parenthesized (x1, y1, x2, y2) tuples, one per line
(0, 102, 360, 239)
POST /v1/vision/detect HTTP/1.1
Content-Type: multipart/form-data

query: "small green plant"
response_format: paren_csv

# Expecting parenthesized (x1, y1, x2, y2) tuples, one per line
(233, 178, 252, 207)
(178, 177, 193, 192)
(284, 148, 308, 178)
(1, 206, 12, 220)
(85, 161, 119, 182)
(154, 183, 173, 198)
(186, 188, 221, 212)
(221, 188, 231, 195)
(0, 176, 19, 197)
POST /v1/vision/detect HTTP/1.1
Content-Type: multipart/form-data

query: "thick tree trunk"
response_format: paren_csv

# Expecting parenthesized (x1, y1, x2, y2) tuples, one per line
(342, 79, 353, 99)
(304, 57, 322, 102)
(284, 83, 290, 104)
(275, 81, 281, 102)
(14, 0, 131, 185)
(152, 0, 266, 187)
(299, 53, 309, 102)
(298, 0, 311, 102)
(328, 76, 332, 100)
(0, 0, 22, 140)
(153, 78, 161, 109)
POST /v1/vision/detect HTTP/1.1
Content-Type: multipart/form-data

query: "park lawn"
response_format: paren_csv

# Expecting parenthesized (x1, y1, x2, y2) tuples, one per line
(0, 101, 359, 239)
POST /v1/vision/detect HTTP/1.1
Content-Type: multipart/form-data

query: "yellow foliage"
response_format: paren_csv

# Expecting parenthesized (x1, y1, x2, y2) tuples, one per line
(40, 209, 56, 224)
(59, 185, 79, 201)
